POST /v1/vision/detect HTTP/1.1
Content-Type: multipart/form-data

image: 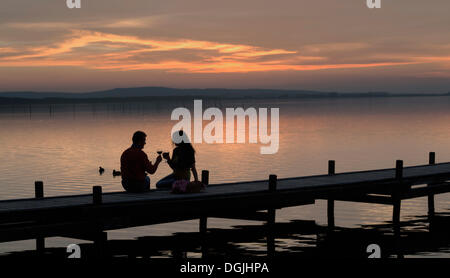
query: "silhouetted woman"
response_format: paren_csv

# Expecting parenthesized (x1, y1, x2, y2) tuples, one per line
(156, 130, 198, 189)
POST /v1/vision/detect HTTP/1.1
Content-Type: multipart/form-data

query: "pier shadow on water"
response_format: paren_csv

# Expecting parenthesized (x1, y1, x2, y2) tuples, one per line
(2, 212, 450, 260)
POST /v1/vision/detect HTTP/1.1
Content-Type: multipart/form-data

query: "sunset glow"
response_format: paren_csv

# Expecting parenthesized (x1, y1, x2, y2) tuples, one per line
(0, 29, 437, 73)
(0, 0, 449, 92)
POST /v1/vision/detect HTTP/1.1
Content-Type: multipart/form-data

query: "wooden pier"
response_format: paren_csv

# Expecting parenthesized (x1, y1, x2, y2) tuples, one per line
(0, 152, 449, 257)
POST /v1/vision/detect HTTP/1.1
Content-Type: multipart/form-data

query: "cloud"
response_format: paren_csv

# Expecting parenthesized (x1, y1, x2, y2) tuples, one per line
(4, 22, 75, 30)
(0, 29, 445, 74)
(301, 42, 370, 54)
(0, 47, 17, 53)
(1, 15, 161, 32)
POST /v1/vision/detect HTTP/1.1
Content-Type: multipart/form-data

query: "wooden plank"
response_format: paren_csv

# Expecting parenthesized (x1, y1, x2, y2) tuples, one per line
(0, 162, 449, 214)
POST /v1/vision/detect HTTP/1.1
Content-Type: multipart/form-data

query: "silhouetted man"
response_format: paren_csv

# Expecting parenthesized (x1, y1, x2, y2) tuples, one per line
(121, 131, 162, 192)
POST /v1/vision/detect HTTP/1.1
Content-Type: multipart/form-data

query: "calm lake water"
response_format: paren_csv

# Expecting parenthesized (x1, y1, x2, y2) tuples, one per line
(1, 96, 450, 258)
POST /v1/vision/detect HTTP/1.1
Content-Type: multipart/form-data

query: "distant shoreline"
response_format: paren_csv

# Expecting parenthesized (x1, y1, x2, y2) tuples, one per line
(0, 86, 449, 104)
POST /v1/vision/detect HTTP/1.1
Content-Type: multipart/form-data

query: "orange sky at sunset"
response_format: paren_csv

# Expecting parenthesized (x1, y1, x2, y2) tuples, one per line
(1, 0, 449, 93)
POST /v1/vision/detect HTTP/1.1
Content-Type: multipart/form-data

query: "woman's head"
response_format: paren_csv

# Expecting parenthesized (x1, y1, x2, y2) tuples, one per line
(172, 130, 189, 145)
(171, 130, 195, 152)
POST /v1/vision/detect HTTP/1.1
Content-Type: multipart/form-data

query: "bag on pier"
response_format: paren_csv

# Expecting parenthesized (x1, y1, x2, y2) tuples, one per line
(186, 181, 205, 193)
(171, 180, 205, 194)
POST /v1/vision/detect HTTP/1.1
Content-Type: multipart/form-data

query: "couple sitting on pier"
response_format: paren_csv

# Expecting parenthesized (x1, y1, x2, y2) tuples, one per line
(120, 130, 199, 193)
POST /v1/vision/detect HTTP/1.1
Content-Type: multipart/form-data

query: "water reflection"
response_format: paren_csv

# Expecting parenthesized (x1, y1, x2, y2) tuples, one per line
(2, 212, 450, 259)
(0, 96, 450, 256)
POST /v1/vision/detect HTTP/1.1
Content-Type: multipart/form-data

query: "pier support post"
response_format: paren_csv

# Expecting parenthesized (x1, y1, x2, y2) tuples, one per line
(93, 186, 102, 205)
(428, 152, 436, 227)
(392, 198, 401, 234)
(91, 186, 107, 259)
(199, 170, 209, 235)
(267, 174, 277, 257)
(35, 181, 45, 255)
(392, 160, 403, 236)
(200, 170, 209, 259)
(392, 160, 404, 258)
(93, 231, 108, 260)
(327, 161, 335, 230)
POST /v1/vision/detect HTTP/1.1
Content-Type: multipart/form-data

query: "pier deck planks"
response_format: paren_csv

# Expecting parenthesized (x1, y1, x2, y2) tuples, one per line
(0, 162, 449, 214)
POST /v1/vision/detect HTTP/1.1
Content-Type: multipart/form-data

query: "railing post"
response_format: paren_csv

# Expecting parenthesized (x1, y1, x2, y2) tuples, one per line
(269, 174, 277, 192)
(327, 161, 335, 229)
(428, 152, 436, 226)
(395, 160, 403, 180)
(328, 160, 335, 176)
(35, 181, 44, 199)
(429, 152, 436, 165)
(35, 181, 45, 254)
(267, 174, 277, 257)
(93, 186, 102, 205)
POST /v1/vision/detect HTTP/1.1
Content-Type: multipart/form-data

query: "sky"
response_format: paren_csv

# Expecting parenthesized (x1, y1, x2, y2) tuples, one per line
(0, 0, 450, 93)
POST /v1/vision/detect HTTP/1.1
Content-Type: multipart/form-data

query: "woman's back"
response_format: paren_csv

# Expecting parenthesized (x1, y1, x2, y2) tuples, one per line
(172, 146, 195, 170)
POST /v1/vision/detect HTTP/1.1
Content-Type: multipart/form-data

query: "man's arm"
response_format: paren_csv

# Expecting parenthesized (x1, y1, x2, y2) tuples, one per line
(145, 154, 162, 174)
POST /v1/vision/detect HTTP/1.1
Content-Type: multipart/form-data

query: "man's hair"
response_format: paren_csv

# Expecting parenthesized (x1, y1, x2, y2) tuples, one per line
(132, 131, 147, 144)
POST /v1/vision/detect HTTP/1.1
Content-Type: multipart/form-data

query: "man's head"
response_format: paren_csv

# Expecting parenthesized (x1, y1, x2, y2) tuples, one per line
(132, 131, 147, 149)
